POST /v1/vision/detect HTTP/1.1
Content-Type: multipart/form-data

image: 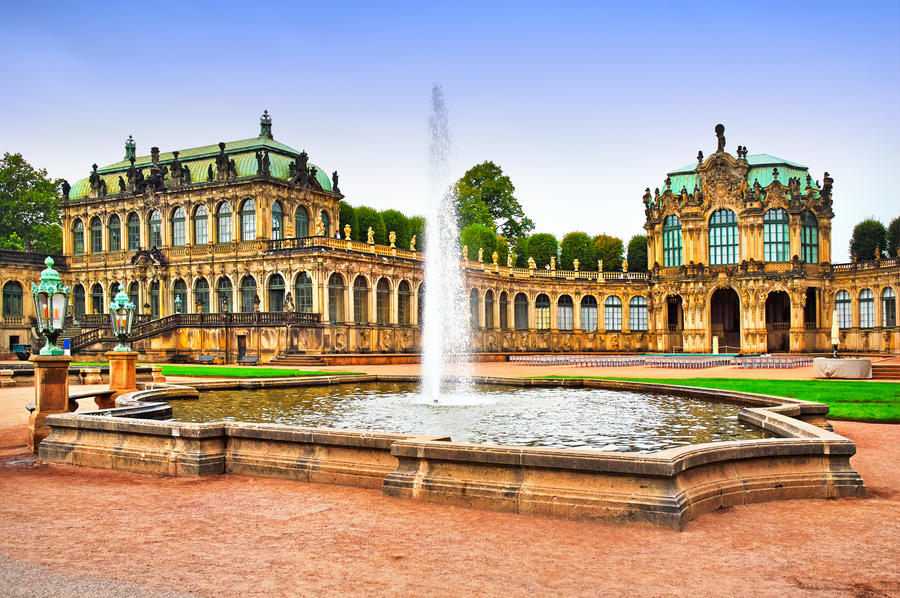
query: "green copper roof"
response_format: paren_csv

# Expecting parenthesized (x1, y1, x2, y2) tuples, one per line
(663, 153, 818, 194)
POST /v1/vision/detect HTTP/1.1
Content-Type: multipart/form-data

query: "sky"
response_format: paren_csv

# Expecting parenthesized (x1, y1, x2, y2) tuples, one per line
(2, 0, 898, 261)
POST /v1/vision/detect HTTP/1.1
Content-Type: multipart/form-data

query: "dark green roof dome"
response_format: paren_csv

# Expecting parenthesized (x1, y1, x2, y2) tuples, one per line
(664, 154, 819, 194)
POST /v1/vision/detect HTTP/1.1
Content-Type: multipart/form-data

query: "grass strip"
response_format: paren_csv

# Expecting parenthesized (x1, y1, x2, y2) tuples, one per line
(158, 365, 363, 379)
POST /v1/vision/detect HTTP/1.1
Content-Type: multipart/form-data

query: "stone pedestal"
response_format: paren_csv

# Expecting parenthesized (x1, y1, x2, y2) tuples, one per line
(28, 355, 73, 452)
(105, 350, 139, 408)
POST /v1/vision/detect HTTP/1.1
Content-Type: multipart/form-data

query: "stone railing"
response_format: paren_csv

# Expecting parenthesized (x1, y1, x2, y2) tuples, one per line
(2, 316, 26, 327)
(831, 257, 899, 273)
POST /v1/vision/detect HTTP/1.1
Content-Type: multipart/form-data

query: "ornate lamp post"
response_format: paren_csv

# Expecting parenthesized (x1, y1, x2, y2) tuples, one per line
(108, 283, 135, 351)
(104, 283, 140, 409)
(31, 257, 69, 356)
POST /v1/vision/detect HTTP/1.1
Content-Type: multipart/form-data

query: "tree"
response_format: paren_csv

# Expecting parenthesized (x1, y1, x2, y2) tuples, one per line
(408, 215, 426, 251)
(452, 161, 534, 241)
(887, 216, 900, 258)
(460, 223, 497, 261)
(526, 233, 558, 268)
(354, 206, 387, 245)
(626, 234, 648, 271)
(338, 201, 357, 239)
(513, 236, 529, 267)
(381, 209, 411, 249)
(0, 152, 62, 254)
(849, 218, 887, 261)
(593, 234, 624, 271)
(558, 232, 596, 270)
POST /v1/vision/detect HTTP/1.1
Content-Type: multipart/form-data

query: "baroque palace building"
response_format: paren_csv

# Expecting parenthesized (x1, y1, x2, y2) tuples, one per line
(0, 115, 897, 360)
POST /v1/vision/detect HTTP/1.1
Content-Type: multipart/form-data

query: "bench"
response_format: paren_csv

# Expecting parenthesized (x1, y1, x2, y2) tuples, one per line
(197, 355, 217, 365)
(237, 355, 260, 366)
(169, 354, 191, 364)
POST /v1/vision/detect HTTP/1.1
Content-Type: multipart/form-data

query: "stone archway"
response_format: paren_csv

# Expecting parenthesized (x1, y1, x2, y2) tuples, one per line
(666, 295, 683, 352)
(765, 291, 791, 352)
(710, 288, 740, 352)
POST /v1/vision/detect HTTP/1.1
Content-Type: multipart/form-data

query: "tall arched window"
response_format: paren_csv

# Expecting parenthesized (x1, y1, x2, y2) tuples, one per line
(499, 291, 509, 330)
(267, 274, 285, 311)
(859, 289, 875, 328)
(73, 284, 85, 319)
(195, 278, 209, 313)
(883, 288, 896, 328)
(128, 282, 139, 308)
(417, 284, 424, 326)
(763, 208, 789, 262)
(535, 294, 550, 330)
(801, 211, 818, 263)
(294, 206, 309, 238)
(557, 295, 574, 331)
(484, 290, 495, 329)
(150, 281, 160, 318)
(662, 215, 682, 267)
(469, 288, 480, 328)
(353, 276, 369, 324)
(148, 210, 162, 248)
(107, 214, 121, 252)
(72, 219, 84, 255)
(320, 210, 330, 237)
(173, 279, 188, 313)
(835, 290, 851, 328)
(217, 277, 232, 313)
(90, 217, 103, 253)
(171, 207, 186, 247)
(709, 209, 738, 265)
(91, 283, 104, 314)
(193, 205, 208, 245)
(240, 199, 256, 241)
(127, 212, 140, 250)
(580, 295, 598, 331)
(514, 293, 529, 330)
(328, 273, 346, 323)
(629, 296, 648, 331)
(239, 276, 257, 312)
(376, 279, 391, 324)
(604, 296, 622, 331)
(398, 281, 411, 325)
(217, 202, 232, 243)
(2, 281, 23, 317)
(272, 201, 284, 240)
(294, 272, 313, 312)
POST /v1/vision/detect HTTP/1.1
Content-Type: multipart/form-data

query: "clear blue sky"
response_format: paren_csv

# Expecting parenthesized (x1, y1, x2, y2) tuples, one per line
(3, 1, 898, 260)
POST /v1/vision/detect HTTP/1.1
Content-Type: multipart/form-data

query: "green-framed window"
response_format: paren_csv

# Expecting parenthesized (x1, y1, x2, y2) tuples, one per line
(662, 215, 682, 267)
(107, 214, 121, 252)
(709, 209, 738, 265)
(801, 211, 818, 263)
(763, 208, 789, 262)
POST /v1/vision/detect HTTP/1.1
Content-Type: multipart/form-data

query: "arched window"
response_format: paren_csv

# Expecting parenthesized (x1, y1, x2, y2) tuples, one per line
(127, 212, 140, 250)
(470, 288, 480, 328)
(535, 294, 550, 330)
(484, 290, 495, 329)
(398, 281, 411, 325)
(514, 293, 529, 330)
(193, 205, 208, 245)
(109, 282, 120, 305)
(71, 284, 85, 319)
(2, 281, 23, 317)
(801, 211, 818, 263)
(353, 276, 369, 324)
(376, 279, 391, 324)
(557, 295, 574, 331)
(883, 288, 897, 328)
(91, 283, 104, 314)
(150, 281, 160, 318)
(239, 275, 257, 313)
(417, 284, 425, 326)
(859, 289, 875, 328)
(148, 210, 162, 248)
(217, 202, 232, 243)
(294, 206, 309, 238)
(267, 274, 285, 311)
(604, 296, 622, 331)
(662, 215, 682, 267)
(320, 210, 330, 237)
(171, 207, 186, 247)
(128, 282, 139, 308)
(835, 290, 851, 328)
(763, 208, 789, 262)
(173, 279, 187, 313)
(90, 217, 102, 253)
(294, 272, 313, 313)
(72, 219, 84, 255)
(629, 296, 648, 331)
(499, 291, 509, 330)
(580, 295, 598, 331)
(709, 209, 738, 265)
(194, 278, 209, 313)
(329, 273, 346, 323)
(240, 199, 256, 241)
(107, 214, 121, 252)
(272, 201, 284, 240)
(216, 277, 233, 313)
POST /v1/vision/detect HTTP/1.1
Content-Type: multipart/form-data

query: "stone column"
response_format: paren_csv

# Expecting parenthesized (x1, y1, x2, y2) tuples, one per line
(549, 296, 558, 331)
(28, 355, 73, 452)
(105, 350, 138, 408)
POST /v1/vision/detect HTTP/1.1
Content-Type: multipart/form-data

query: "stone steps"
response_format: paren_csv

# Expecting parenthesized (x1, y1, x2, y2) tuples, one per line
(871, 364, 900, 380)
(270, 353, 326, 367)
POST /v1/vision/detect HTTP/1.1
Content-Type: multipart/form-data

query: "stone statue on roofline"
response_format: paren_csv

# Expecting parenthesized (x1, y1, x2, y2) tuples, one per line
(367, 226, 374, 244)
(573, 259, 579, 271)
(282, 291, 294, 312)
(550, 256, 556, 270)
(528, 256, 536, 269)
(332, 170, 340, 192)
(60, 179, 70, 200)
(507, 253, 514, 268)
(715, 123, 726, 153)
(462, 245, 468, 259)
(410, 235, 416, 251)
(478, 247, 484, 263)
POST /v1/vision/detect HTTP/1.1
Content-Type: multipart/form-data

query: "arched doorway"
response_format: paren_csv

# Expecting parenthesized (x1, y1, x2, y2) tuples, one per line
(765, 291, 791, 352)
(666, 295, 683, 352)
(710, 288, 740, 352)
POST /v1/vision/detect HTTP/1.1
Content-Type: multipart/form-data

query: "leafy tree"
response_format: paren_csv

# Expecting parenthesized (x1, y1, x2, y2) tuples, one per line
(495, 236, 510, 266)
(558, 232, 596, 270)
(381, 209, 411, 249)
(354, 206, 387, 245)
(513, 236, 529, 267)
(593, 234, 624, 271)
(408, 215, 426, 251)
(887, 216, 900, 257)
(338, 201, 357, 239)
(452, 161, 534, 241)
(849, 218, 887, 261)
(626, 234, 648, 271)
(526, 233, 558, 269)
(0, 152, 62, 254)
(460, 223, 498, 261)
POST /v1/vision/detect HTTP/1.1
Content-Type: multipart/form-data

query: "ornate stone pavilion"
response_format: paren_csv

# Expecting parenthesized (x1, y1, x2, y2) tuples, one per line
(0, 117, 896, 360)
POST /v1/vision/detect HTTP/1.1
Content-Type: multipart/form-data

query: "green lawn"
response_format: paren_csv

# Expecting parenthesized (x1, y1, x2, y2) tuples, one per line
(158, 365, 363, 379)
(531, 376, 900, 423)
